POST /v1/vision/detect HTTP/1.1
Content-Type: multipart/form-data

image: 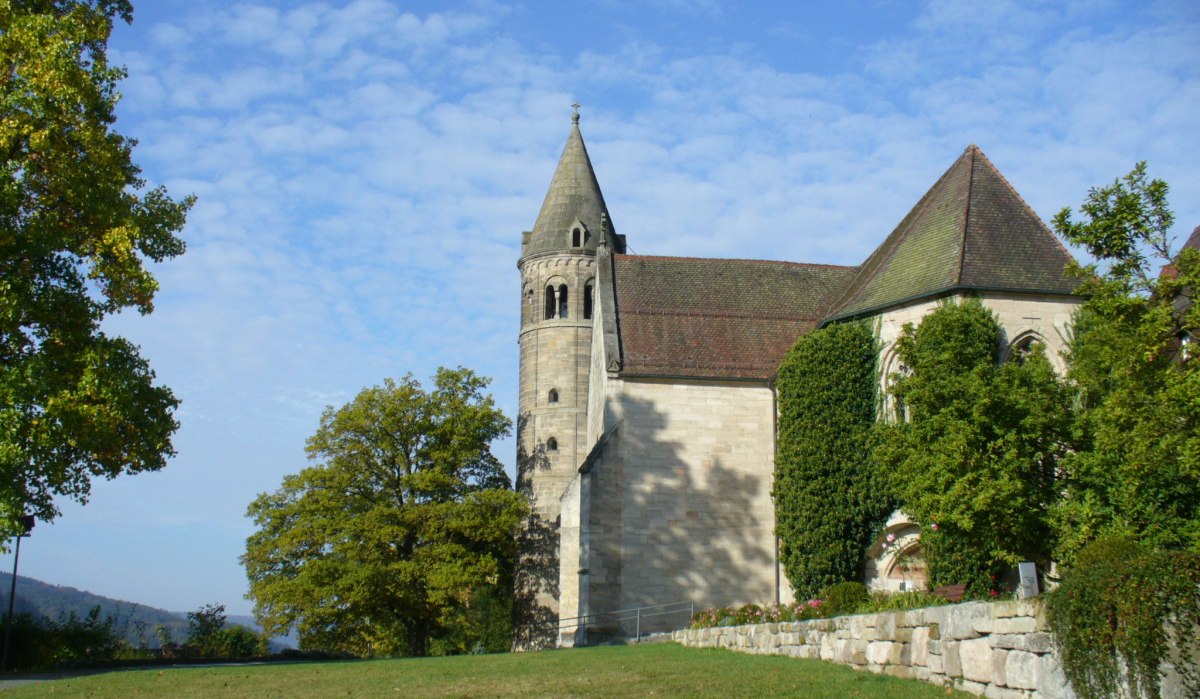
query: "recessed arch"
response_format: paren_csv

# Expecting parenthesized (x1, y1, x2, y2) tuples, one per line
(546, 437, 558, 451)
(880, 343, 911, 423)
(548, 389, 559, 403)
(1003, 329, 1061, 371)
(583, 279, 595, 320)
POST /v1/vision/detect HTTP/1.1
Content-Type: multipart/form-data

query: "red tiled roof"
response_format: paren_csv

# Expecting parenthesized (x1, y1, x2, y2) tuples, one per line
(611, 255, 858, 380)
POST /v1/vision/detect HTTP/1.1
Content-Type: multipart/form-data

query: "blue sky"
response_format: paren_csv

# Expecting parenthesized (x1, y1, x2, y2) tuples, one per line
(3, 0, 1198, 617)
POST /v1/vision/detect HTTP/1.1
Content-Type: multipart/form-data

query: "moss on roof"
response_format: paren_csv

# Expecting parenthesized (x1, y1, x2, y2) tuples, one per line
(825, 146, 1078, 322)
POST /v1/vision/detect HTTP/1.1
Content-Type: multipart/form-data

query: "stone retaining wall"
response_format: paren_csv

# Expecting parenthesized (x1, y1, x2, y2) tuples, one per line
(673, 600, 1074, 698)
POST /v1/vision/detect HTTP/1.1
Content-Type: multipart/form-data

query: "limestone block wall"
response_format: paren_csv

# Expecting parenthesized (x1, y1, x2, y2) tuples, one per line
(676, 599, 1195, 699)
(675, 601, 1078, 698)
(589, 377, 789, 627)
(876, 292, 1079, 381)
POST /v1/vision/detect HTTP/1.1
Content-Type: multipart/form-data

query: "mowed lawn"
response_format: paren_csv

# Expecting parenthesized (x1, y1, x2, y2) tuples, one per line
(6, 643, 972, 698)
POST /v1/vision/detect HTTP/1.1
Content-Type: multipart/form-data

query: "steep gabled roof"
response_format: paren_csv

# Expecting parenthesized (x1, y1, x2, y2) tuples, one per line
(521, 115, 615, 258)
(610, 255, 857, 380)
(825, 145, 1077, 322)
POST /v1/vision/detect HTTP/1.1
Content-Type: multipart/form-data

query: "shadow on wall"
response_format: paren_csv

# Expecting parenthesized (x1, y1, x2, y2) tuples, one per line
(512, 412, 559, 650)
(587, 391, 776, 639)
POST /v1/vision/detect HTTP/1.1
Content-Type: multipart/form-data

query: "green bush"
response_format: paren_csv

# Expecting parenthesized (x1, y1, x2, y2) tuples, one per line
(774, 320, 890, 598)
(0, 607, 127, 671)
(1046, 537, 1200, 699)
(820, 582, 869, 617)
(857, 590, 949, 614)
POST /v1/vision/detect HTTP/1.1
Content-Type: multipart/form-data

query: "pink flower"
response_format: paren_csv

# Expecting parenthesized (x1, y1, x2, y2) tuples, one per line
(882, 542, 889, 550)
(807, 599, 822, 608)
(886, 533, 896, 542)
(930, 523, 939, 531)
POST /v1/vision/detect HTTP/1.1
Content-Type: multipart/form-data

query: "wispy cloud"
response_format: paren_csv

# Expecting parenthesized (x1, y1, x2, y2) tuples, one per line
(11, 0, 1196, 616)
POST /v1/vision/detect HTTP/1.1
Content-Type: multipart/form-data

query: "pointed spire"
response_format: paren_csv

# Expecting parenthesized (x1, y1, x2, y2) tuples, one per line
(521, 107, 615, 259)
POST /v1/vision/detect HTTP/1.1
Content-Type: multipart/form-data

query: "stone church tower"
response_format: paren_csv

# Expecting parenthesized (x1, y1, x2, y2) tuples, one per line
(514, 109, 624, 646)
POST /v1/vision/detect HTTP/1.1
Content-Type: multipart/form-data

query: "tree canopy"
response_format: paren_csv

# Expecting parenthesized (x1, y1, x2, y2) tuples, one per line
(0, 0, 191, 536)
(875, 299, 1072, 593)
(242, 368, 528, 657)
(1051, 163, 1200, 561)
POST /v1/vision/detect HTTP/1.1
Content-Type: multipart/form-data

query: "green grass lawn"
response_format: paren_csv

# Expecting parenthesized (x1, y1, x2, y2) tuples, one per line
(4, 643, 971, 698)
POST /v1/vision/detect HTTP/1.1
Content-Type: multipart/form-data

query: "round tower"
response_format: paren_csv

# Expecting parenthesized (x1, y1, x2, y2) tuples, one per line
(514, 109, 620, 646)
(516, 109, 614, 517)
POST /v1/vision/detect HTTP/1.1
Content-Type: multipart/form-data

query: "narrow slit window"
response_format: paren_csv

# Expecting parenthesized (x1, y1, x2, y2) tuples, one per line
(584, 282, 594, 320)
(547, 437, 558, 451)
(557, 284, 569, 319)
(572, 227, 582, 247)
(544, 285, 556, 320)
(548, 389, 559, 403)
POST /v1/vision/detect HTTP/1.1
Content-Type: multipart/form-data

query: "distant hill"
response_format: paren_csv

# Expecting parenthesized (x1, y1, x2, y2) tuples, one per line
(0, 573, 295, 649)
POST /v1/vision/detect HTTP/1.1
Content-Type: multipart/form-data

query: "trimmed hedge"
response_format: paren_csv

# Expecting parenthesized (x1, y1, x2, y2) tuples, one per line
(774, 320, 891, 599)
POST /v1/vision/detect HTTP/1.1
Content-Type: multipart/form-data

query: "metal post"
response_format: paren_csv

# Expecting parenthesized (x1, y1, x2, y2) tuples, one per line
(2, 534, 22, 672)
(635, 607, 641, 643)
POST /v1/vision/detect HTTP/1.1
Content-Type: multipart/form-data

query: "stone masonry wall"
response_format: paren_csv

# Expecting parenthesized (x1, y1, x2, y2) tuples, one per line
(674, 600, 1077, 699)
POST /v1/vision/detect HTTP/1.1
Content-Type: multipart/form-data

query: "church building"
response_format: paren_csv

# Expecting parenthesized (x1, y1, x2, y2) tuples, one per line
(514, 111, 1080, 648)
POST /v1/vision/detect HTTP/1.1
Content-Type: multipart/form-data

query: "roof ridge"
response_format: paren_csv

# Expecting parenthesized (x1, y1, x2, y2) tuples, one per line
(615, 253, 857, 271)
(969, 146, 1074, 260)
(621, 307, 825, 321)
(956, 145, 976, 287)
(825, 147, 972, 319)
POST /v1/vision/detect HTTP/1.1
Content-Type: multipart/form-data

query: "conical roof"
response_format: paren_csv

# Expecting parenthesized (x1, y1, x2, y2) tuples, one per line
(825, 145, 1077, 322)
(522, 114, 614, 258)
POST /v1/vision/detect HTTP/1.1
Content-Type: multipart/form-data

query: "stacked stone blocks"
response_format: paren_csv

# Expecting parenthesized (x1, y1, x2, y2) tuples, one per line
(674, 600, 1079, 698)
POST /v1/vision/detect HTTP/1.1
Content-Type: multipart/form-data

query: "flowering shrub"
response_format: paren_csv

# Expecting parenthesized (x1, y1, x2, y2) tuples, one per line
(690, 600, 824, 629)
(689, 588, 957, 630)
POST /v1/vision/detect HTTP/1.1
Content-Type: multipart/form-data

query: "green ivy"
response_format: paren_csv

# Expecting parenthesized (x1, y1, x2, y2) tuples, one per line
(773, 320, 891, 599)
(874, 298, 1072, 595)
(1046, 537, 1200, 699)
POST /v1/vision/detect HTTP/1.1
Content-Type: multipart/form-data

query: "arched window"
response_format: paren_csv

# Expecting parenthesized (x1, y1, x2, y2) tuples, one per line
(557, 284, 569, 319)
(523, 286, 533, 324)
(572, 227, 582, 247)
(1008, 333, 1045, 365)
(544, 285, 556, 320)
(546, 437, 558, 451)
(548, 389, 559, 403)
(583, 281, 594, 320)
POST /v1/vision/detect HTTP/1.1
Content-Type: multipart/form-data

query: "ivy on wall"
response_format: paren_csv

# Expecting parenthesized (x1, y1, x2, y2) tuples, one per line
(773, 320, 891, 599)
(874, 298, 1072, 594)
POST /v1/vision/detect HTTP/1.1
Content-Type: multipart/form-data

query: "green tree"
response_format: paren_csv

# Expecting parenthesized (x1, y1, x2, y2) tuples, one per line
(875, 299, 1072, 593)
(185, 603, 226, 652)
(242, 368, 528, 657)
(184, 603, 265, 658)
(1052, 163, 1200, 561)
(0, 0, 191, 536)
(773, 320, 890, 598)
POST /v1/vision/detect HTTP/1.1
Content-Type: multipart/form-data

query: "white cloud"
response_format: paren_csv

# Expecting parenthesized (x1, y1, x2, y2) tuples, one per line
(12, 0, 1196, 616)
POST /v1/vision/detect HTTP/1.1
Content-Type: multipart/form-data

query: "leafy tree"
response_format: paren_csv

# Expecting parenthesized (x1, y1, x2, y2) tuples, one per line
(242, 368, 528, 657)
(875, 299, 1072, 594)
(773, 320, 890, 598)
(183, 603, 265, 658)
(1052, 163, 1200, 561)
(0, 0, 191, 536)
(185, 603, 226, 651)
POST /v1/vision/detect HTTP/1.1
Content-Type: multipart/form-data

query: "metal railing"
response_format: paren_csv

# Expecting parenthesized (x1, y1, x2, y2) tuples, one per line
(553, 601, 695, 643)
